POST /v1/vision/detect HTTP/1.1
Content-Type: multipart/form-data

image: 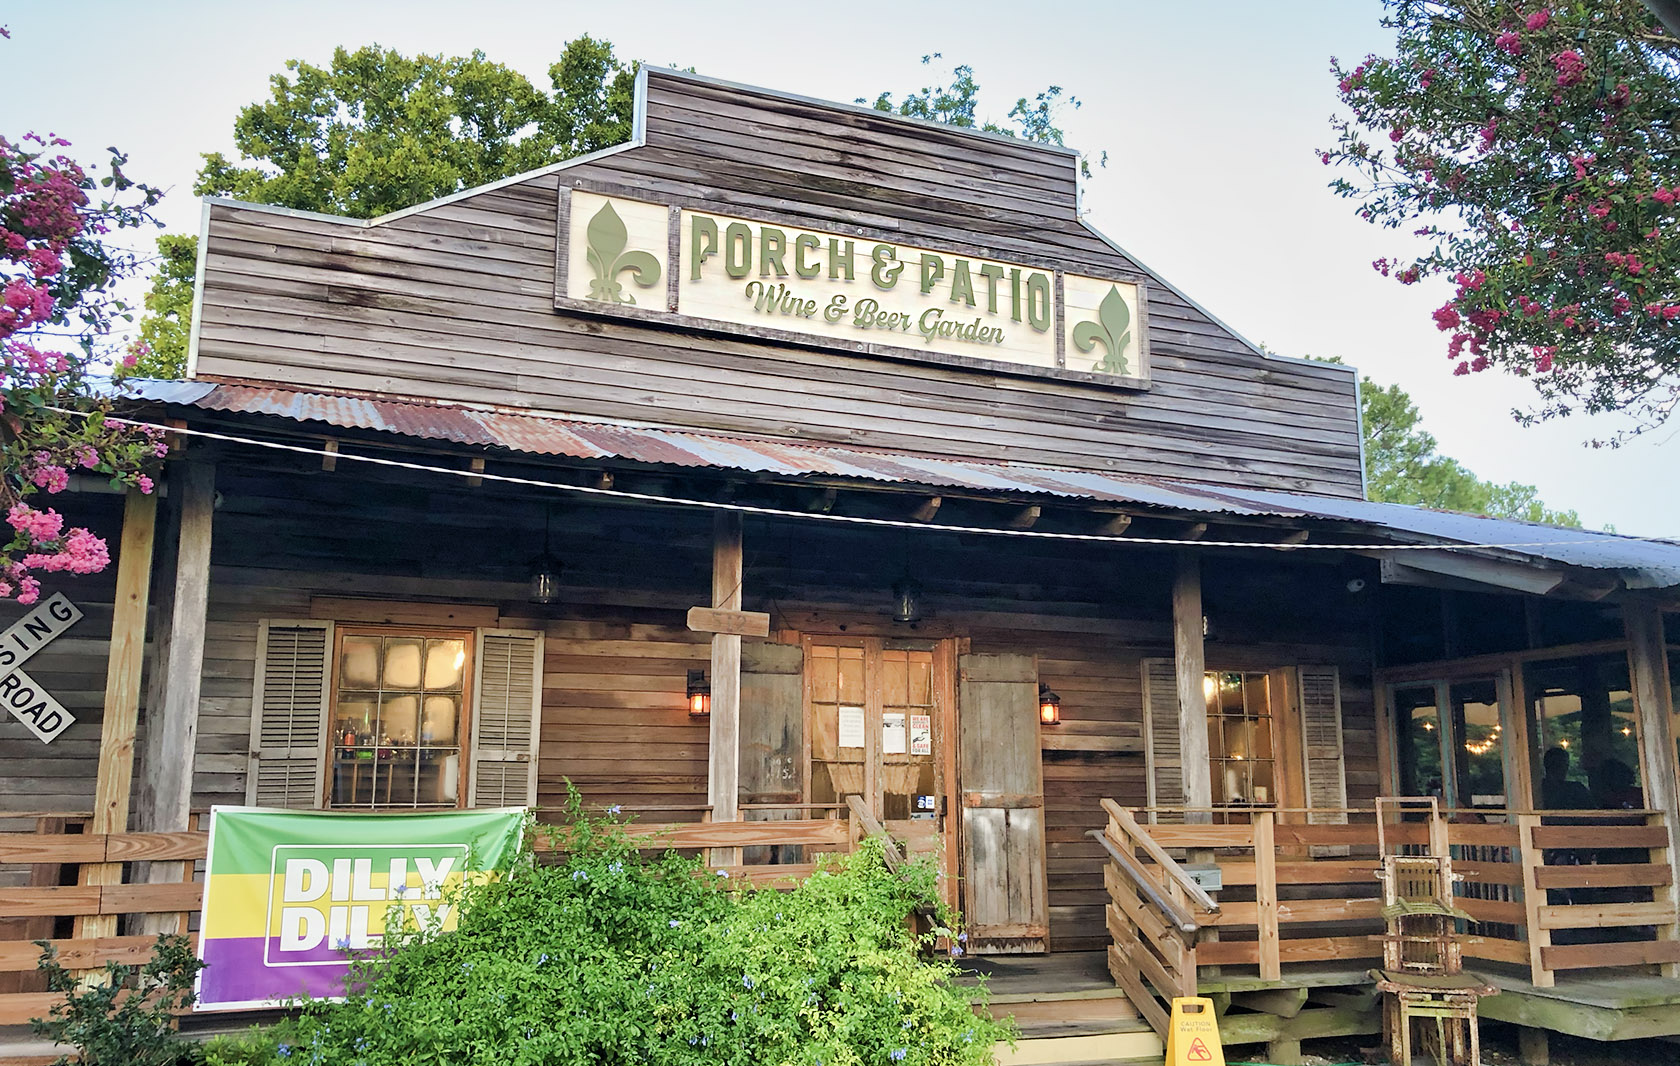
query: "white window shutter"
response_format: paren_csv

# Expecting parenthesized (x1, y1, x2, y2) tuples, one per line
(1140, 657, 1184, 823)
(246, 620, 332, 808)
(469, 629, 543, 808)
(1298, 665, 1349, 825)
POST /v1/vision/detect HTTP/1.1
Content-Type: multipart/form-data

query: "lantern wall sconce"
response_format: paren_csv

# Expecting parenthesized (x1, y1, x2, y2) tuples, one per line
(686, 669, 711, 717)
(891, 575, 923, 624)
(1038, 683, 1061, 725)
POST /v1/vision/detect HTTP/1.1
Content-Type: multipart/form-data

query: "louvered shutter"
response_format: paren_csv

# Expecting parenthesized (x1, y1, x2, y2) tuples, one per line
(468, 629, 543, 808)
(246, 620, 332, 808)
(1140, 658, 1184, 823)
(1298, 665, 1348, 824)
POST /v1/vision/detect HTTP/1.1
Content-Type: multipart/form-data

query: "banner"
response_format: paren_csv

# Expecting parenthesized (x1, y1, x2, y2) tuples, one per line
(196, 806, 525, 1010)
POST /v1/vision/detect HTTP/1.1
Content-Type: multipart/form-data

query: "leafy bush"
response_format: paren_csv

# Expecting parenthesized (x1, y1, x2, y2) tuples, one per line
(31, 933, 204, 1066)
(272, 798, 1010, 1065)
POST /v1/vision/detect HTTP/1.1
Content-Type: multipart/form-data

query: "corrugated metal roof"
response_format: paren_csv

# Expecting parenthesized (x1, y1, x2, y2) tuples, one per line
(126, 380, 1680, 589)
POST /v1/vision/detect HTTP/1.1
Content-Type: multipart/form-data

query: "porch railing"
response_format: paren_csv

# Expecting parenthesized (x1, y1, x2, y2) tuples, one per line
(0, 809, 876, 1035)
(1097, 799, 1680, 1031)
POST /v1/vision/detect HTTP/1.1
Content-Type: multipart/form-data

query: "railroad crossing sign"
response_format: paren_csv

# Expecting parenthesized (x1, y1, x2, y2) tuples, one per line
(0, 591, 82, 744)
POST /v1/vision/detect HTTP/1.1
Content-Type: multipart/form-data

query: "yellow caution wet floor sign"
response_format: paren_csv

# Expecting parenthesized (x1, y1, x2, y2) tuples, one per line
(1165, 997, 1225, 1066)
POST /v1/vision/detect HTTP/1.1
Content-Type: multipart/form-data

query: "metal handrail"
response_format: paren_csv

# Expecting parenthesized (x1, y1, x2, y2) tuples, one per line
(1088, 828, 1201, 943)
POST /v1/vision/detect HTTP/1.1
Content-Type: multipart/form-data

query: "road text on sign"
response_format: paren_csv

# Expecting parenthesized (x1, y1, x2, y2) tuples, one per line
(0, 668, 75, 743)
(0, 592, 83, 744)
(686, 606, 771, 638)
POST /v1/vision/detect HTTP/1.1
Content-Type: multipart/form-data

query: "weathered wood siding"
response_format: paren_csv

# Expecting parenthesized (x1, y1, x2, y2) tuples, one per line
(1, 462, 1374, 953)
(190, 69, 1363, 497)
(0, 493, 130, 816)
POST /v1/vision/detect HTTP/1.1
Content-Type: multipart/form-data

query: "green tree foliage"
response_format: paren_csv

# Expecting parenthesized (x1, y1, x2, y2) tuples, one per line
(129, 233, 195, 378)
(138, 37, 636, 376)
(1361, 374, 1582, 525)
(197, 38, 634, 217)
(861, 55, 1107, 175)
(1324, 2, 1680, 439)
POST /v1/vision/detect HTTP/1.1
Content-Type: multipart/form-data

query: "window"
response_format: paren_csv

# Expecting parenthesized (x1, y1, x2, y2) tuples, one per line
(1525, 652, 1641, 809)
(1206, 671, 1276, 807)
(329, 629, 470, 810)
(247, 619, 543, 811)
(1391, 676, 1508, 810)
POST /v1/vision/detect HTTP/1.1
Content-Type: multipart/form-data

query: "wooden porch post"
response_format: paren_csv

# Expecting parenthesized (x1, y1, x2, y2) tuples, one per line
(1173, 552, 1212, 823)
(1624, 601, 1680, 977)
(135, 462, 214, 933)
(74, 489, 158, 941)
(709, 512, 743, 865)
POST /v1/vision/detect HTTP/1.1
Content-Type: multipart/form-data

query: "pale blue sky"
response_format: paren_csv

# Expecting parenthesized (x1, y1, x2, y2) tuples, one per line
(6, 1, 1675, 535)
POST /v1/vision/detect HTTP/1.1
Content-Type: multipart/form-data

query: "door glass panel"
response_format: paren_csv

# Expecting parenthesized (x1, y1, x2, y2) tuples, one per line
(810, 646, 865, 810)
(1395, 685, 1445, 800)
(882, 649, 936, 827)
(1449, 679, 1505, 809)
(1526, 653, 1640, 809)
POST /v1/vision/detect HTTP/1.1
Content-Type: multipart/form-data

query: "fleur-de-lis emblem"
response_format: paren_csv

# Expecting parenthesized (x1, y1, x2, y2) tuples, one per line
(584, 201, 661, 304)
(1072, 285, 1133, 375)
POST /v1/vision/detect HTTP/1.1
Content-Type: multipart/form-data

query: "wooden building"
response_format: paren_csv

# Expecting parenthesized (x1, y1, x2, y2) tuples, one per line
(4, 69, 1680, 1064)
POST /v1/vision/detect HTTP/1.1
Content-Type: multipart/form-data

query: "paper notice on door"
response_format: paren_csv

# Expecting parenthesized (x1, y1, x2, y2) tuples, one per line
(909, 714, 932, 756)
(838, 705, 865, 749)
(883, 712, 907, 755)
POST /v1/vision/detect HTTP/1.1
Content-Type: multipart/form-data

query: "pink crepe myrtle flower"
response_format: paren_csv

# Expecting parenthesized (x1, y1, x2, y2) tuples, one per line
(1526, 9, 1550, 31)
(1553, 50, 1586, 87)
(1495, 31, 1523, 56)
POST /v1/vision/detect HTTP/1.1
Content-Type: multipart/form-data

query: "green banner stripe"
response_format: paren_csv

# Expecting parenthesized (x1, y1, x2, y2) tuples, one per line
(206, 807, 525, 875)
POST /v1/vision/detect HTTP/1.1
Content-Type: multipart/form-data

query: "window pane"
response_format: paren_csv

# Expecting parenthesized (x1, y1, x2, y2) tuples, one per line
(341, 636, 380, 689)
(811, 652, 838, 704)
(1527, 653, 1640, 809)
(1450, 679, 1505, 808)
(881, 651, 908, 707)
(1395, 685, 1444, 799)
(908, 654, 933, 707)
(381, 694, 420, 745)
(422, 695, 460, 745)
(838, 650, 864, 705)
(424, 639, 466, 691)
(383, 639, 424, 690)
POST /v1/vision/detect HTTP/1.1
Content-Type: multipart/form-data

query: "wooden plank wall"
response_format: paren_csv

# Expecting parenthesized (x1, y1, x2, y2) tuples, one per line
(190, 69, 1363, 497)
(0, 492, 128, 820)
(2, 465, 1377, 953)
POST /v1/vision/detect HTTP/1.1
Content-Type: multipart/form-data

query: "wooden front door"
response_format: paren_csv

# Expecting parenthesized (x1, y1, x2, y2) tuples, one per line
(957, 652, 1049, 953)
(804, 637, 956, 897)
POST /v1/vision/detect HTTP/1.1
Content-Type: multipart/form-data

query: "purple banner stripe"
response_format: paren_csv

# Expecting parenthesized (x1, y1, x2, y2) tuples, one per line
(199, 936, 373, 1006)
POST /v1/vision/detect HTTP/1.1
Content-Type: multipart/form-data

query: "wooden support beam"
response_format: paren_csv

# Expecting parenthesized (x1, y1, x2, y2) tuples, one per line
(320, 440, 338, 472)
(135, 463, 215, 935)
(1278, 530, 1310, 545)
(1173, 553, 1213, 822)
(1624, 602, 1680, 978)
(708, 512, 743, 866)
(1007, 504, 1041, 530)
(805, 486, 838, 513)
(1095, 511, 1133, 535)
(1181, 522, 1208, 541)
(466, 457, 486, 488)
(596, 471, 614, 490)
(76, 490, 158, 943)
(909, 495, 942, 522)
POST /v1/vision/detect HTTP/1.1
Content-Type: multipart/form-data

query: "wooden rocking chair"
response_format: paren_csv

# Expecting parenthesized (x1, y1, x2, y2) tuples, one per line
(1369, 798, 1497, 1066)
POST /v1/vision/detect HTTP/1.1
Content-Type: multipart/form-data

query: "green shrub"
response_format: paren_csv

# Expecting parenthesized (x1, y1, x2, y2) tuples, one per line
(272, 797, 1011, 1065)
(31, 933, 204, 1066)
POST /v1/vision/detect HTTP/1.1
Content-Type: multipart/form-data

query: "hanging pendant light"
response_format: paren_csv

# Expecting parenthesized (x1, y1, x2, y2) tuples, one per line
(528, 507, 563, 604)
(891, 575, 923, 623)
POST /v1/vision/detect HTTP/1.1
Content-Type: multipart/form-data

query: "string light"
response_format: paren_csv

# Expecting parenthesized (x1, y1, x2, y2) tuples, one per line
(58, 409, 1680, 553)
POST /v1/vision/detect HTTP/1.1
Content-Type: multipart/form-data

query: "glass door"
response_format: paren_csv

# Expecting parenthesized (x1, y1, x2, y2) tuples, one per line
(806, 638, 947, 862)
(1390, 675, 1512, 811)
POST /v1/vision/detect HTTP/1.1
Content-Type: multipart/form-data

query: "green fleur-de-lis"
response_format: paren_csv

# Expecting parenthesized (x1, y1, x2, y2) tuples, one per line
(584, 201, 661, 305)
(1072, 285, 1133, 375)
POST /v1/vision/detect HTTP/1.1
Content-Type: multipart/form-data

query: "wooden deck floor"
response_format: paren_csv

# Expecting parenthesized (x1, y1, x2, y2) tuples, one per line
(958, 951, 1680, 1046)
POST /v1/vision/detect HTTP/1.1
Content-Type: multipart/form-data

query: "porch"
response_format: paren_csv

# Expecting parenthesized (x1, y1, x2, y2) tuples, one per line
(1096, 801, 1680, 1061)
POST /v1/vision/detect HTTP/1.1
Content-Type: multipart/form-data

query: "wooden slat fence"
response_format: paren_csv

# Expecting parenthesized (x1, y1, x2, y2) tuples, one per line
(1098, 802, 1680, 1023)
(0, 811, 869, 1036)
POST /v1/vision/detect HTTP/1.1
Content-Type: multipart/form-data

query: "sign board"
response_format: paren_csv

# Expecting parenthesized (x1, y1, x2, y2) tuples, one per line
(1165, 997, 1225, 1066)
(0, 592, 83, 743)
(196, 806, 526, 1009)
(685, 605, 771, 638)
(559, 191, 1148, 384)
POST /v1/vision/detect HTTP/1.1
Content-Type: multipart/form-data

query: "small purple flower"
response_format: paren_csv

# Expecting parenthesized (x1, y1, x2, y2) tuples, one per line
(891, 1049, 907, 1061)
(277, 1046, 292, 1058)
(742, 974, 754, 990)
(606, 804, 622, 815)
(572, 869, 589, 882)
(669, 919, 681, 928)
(333, 936, 352, 951)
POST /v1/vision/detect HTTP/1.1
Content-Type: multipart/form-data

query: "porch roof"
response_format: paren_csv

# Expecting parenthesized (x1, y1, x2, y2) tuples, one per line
(129, 380, 1680, 591)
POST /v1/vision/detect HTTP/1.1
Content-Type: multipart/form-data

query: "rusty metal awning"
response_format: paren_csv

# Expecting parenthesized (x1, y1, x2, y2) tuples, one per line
(125, 380, 1680, 589)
